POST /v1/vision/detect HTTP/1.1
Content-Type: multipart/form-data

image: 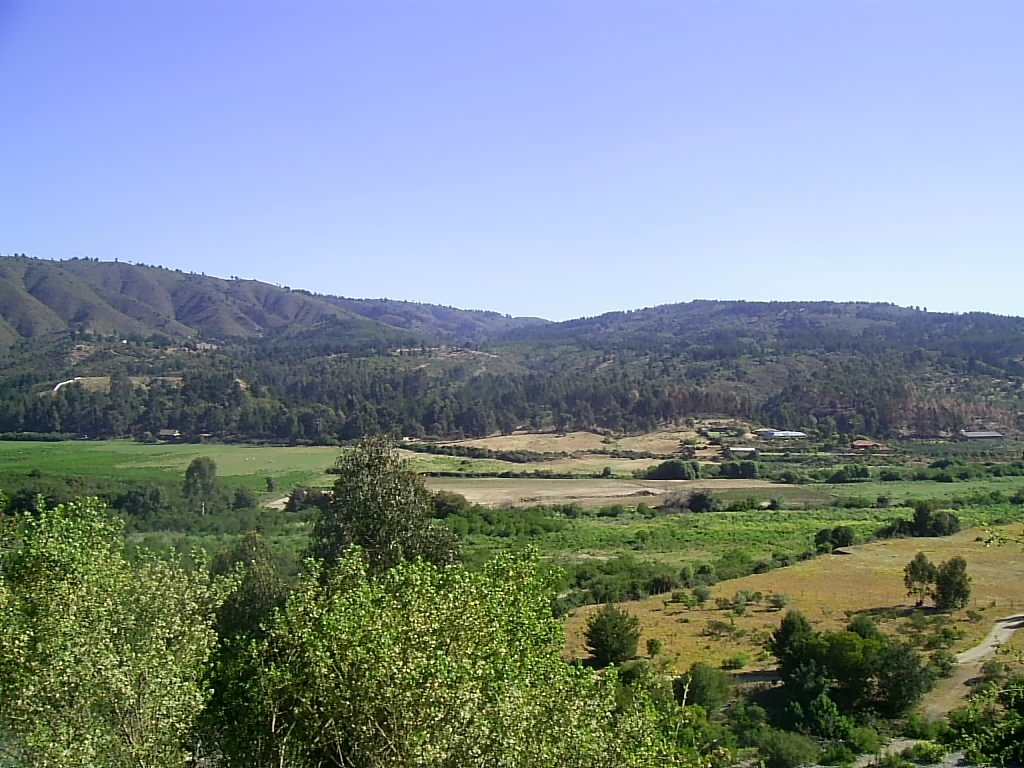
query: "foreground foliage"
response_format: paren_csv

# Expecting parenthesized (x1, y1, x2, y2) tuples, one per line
(952, 675, 1024, 765)
(215, 550, 707, 767)
(0, 499, 227, 768)
(0, 492, 715, 767)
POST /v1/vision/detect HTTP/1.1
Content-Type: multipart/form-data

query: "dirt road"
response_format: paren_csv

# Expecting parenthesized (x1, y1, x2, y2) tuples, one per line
(920, 613, 1024, 719)
(851, 620, 1024, 768)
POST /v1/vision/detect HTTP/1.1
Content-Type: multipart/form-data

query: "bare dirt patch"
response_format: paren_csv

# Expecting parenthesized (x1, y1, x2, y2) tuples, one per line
(424, 478, 779, 508)
(443, 427, 710, 456)
(443, 431, 612, 453)
(616, 429, 700, 454)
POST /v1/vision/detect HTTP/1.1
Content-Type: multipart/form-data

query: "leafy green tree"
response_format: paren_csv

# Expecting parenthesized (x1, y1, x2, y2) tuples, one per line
(183, 455, 219, 511)
(585, 603, 641, 666)
(768, 593, 790, 611)
(910, 501, 960, 537)
(0, 498, 227, 768)
(231, 485, 259, 510)
(768, 610, 932, 719)
(687, 489, 718, 514)
(769, 610, 815, 682)
(308, 437, 459, 573)
(235, 551, 693, 768)
(830, 525, 856, 548)
(904, 552, 938, 606)
(929, 509, 961, 536)
(204, 531, 288, 764)
(953, 674, 1024, 765)
(934, 555, 971, 610)
(647, 459, 700, 480)
(756, 728, 820, 768)
(814, 527, 834, 553)
(807, 692, 852, 739)
(675, 662, 733, 711)
(911, 500, 935, 533)
(846, 614, 883, 641)
(873, 639, 934, 715)
(210, 529, 287, 641)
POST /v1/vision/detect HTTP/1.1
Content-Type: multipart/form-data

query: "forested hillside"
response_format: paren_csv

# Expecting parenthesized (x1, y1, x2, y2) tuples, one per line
(1, 255, 1022, 442)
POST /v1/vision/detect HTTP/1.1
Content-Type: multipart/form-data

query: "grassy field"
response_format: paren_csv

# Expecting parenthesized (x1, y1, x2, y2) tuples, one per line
(442, 428, 703, 455)
(8, 433, 1021, 509)
(563, 523, 1024, 672)
(423, 474, 1024, 510)
(821, 476, 1024, 503)
(436, 427, 725, 466)
(458, 497, 1024, 568)
(0, 440, 340, 491)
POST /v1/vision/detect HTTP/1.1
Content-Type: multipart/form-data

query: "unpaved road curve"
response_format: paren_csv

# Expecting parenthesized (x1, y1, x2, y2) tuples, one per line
(920, 613, 1024, 719)
(851, 620, 1024, 768)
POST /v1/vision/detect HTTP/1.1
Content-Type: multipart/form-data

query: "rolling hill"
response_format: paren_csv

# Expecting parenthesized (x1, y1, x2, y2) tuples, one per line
(1, 254, 1023, 442)
(0, 255, 546, 348)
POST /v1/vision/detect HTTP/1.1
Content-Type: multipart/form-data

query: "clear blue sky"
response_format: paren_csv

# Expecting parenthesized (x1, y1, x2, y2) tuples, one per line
(1, 1, 1021, 320)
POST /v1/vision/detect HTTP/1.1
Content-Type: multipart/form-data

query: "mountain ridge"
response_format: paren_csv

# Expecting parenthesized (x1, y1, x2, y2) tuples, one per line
(0, 255, 548, 348)
(1, 254, 1023, 442)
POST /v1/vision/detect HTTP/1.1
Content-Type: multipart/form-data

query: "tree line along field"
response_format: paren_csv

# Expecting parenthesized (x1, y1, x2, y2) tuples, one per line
(4, 435, 1024, 592)
(3, 436, 1024, 608)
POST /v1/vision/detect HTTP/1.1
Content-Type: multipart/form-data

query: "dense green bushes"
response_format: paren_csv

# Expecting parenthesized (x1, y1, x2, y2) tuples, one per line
(645, 459, 702, 480)
(770, 610, 934, 726)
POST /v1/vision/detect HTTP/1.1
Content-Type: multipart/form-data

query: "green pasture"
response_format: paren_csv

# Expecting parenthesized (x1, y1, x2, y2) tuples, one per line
(397, 450, 529, 475)
(821, 476, 1024, 504)
(0, 440, 340, 491)
(6, 438, 1024, 580)
(462, 502, 1024, 568)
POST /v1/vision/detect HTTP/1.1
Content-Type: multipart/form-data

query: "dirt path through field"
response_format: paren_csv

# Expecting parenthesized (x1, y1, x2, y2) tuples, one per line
(920, 613, 1024, 719)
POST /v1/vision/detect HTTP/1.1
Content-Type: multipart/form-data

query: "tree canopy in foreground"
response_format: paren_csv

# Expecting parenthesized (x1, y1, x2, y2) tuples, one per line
(1, 485, 717, 767)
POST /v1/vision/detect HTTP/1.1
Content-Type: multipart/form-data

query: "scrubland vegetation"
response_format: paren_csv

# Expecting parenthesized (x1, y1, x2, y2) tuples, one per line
(3, 433, 1024, 767)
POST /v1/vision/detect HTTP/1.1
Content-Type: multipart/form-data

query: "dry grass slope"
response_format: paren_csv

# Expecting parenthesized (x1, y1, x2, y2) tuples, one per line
(563, 525, 1024, 674)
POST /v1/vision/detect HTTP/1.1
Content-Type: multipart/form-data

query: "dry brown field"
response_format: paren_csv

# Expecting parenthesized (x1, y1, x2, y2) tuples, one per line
(423, 477, 781, 508)
(443, 425, 733, 457)
(444, 430, 615, 453)
(563, 524, 1024, 675)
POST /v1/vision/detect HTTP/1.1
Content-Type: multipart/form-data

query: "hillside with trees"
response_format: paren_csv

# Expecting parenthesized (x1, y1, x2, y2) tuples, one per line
(2, 254, 1024, 442)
